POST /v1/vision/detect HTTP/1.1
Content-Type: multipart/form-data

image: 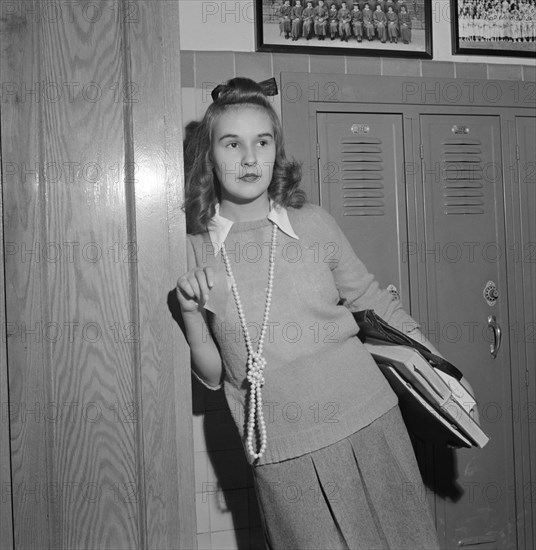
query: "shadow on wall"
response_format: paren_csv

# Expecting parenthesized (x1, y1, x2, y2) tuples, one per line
(168, 288, 264, 549)
(192, 379, 263, 550)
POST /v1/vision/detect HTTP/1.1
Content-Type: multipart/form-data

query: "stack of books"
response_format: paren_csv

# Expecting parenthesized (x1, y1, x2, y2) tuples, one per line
(365, 343, 489, 448)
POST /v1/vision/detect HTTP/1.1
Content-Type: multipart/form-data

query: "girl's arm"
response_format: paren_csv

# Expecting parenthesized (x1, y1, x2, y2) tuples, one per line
(319, 207, 480, 419)
(177, 267, 223, 389)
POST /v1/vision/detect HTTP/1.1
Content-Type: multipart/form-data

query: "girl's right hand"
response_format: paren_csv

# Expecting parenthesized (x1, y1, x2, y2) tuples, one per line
(176, 267, 214, 313)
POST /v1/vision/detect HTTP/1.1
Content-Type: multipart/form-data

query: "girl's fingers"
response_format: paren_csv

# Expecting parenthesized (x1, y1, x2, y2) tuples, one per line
(194, 268, 212, 303)
(204, 267, 215, 290)
(177, 274, 201, 301)
(176, 267, 214, 307)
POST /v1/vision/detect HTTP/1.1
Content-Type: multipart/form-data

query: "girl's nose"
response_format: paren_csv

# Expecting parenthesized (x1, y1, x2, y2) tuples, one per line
(242, 146, 257, 167)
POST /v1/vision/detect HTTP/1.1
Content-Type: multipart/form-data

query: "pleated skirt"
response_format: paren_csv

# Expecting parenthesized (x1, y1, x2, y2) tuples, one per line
(251, 406, 440, 550)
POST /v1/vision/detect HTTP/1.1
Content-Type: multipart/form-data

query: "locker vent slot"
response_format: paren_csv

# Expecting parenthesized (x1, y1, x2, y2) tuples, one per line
(442, 138, 485, 215)
(340, 137, 385, 216)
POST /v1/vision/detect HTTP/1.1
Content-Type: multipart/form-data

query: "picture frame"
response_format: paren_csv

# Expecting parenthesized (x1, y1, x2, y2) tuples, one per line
(255, 0, 433, 58)
(451, 0, 536, 57)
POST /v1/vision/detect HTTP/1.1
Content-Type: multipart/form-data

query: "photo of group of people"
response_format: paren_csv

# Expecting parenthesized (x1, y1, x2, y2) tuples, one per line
(454, 0, 536, 54)
(278, 0, 412, 44)
(257, 0, 430, 56)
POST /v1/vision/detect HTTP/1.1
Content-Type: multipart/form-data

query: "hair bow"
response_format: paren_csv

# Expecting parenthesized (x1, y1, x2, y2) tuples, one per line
(211, 77, 279, 102)
(258, 77, 278, 97)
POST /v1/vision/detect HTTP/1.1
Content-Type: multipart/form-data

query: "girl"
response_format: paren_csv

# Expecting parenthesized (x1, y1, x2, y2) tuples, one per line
(363, 2, 376, 40)
(399, 4, 412, 43)
(373, 3, 388, 42)
(177, 77, 441, 549)
(386, 5, 399, 43)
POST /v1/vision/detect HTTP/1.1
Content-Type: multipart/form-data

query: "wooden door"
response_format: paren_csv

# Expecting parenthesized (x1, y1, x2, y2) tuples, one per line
(420, 114, 516, 549)
(317, 112, 410, 300)
(0, 1, 195, 548)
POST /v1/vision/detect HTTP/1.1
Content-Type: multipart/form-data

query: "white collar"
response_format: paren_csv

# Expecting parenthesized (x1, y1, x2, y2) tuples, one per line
(207, 201, 299, 255)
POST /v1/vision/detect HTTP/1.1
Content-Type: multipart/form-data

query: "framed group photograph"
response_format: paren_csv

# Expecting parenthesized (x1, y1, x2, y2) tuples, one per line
(451, 0, 536, 57)
(255, 0, 433, 58)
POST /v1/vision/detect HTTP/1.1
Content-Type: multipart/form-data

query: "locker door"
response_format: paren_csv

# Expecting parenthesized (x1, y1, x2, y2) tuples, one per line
(515, 115, 536, 549)
(317, 112, 409, 299)
(420, 115, 516, 549)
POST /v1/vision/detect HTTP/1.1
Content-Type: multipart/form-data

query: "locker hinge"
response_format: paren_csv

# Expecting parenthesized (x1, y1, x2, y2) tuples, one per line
(316, 143, 320, 159)
(525, 369, 530, 387)
(516, 144, 520, 160)
(419, 143, 423, 159)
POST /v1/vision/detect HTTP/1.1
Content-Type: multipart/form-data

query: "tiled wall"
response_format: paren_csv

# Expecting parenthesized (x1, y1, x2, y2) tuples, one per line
(192, 375, 265, 550)
(180, 50, 536, 127)
(182, 50, 535, 550)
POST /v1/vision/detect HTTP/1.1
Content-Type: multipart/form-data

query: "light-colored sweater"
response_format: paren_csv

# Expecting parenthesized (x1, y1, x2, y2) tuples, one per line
(187, 203, 418, 465)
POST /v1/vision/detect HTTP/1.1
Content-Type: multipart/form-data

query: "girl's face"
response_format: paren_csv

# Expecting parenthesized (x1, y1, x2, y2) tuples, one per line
(211, 106, 276, 207)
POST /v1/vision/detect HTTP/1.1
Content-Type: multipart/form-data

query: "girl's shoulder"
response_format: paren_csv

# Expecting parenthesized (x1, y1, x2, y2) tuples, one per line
(287, 202, 342, 237)
(186, 230, 209, 247)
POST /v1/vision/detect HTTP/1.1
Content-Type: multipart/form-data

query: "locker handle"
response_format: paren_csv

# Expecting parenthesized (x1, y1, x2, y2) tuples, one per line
(488, 315, 501, 359)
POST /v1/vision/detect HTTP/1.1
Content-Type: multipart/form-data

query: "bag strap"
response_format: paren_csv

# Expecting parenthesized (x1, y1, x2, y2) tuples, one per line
(353, 309, 463, 381)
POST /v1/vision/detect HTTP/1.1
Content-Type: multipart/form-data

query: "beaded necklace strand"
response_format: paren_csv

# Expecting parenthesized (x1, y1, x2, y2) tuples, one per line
(220, 222, 277, 460)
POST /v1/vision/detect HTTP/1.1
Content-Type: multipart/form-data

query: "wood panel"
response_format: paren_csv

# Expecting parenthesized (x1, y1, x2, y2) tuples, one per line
(126, 1, 195, 548)
(0, 1, 194, 548)
(1, 2, 54, 545)
(0, 131, 14, 550)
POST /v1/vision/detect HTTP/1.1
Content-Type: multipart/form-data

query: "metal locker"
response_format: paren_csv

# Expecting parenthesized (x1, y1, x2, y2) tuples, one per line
(513, 115, 536, 548)
(420, 114, 516, 549)
(316, 112, 409, 300)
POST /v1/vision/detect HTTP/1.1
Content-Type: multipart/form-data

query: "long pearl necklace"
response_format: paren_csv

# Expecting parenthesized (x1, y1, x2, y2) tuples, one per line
(220, 222, 277, 461)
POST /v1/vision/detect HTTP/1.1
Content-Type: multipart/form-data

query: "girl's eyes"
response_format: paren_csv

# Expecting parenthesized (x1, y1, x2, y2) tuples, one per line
(225, 140, 272, 149)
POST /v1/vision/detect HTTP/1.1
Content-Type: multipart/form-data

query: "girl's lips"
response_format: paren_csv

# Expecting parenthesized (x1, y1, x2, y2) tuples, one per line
(240, 174, 260, 182)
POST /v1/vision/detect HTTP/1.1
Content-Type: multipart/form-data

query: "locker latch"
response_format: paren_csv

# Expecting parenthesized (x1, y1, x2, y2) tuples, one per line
(483, 280, 498, 306)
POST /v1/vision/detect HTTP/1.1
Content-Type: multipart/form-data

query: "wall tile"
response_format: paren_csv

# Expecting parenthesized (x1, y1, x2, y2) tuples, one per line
(203, 409, 244, 451)
(310, 54, 345, 74)
(181, 87, 198, 126)
(206, 449, 250, 491)
(209, 488, 249, 532)
(455, 62, 487, 80)
(382, 58, 420, 77)
(273, 53, 309, 76)
(421, 61, 455, 78)
(249, 526, 266, 550)
(202, 384, 229, 411)
(346, 56, 382, 75)
(196, 491, 211, 534)
(180, 50, 195, 87)
(488, 64, 523, 82)
(210, 530, 238, 550)
(194, 450, 209, 493)
(195, 51, 236, 89)
(235, 52, 273, 81)
(522, 65, 536, 82)
(193, 412, 208, 451)
(248, 487, 262, 528)
(197, 533, 211, 550)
